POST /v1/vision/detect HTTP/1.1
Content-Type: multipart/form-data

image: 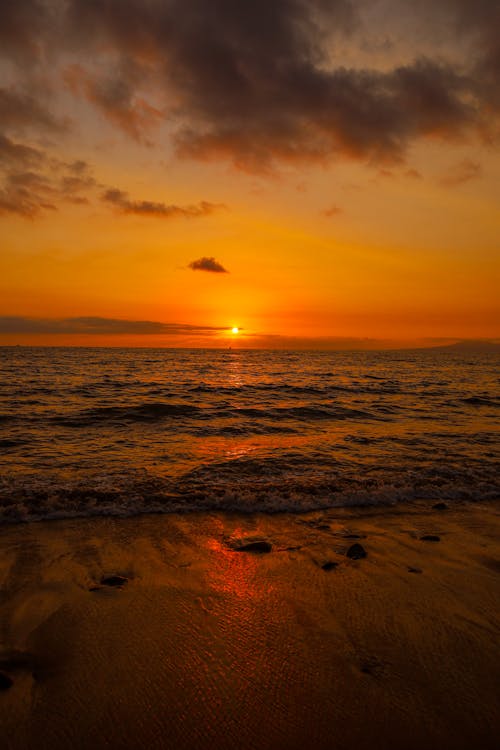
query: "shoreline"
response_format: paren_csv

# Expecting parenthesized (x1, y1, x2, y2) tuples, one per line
(1, 501, 499, 749)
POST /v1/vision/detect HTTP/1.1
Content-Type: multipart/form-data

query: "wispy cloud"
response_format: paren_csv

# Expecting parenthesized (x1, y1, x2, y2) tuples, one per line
(102, 188, 225, 219)
(64, 64, 162, 143)
(0, 316, 228, 335)
(321, 204, 343, 218)
(439, 159, 482, 187)
(0, 86, 68, 134)
(0, 146, 97, 218)
(188, 256, 229, 273)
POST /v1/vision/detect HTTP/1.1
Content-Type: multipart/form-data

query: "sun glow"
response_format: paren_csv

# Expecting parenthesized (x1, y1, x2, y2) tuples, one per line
(231, 327, 239, 334)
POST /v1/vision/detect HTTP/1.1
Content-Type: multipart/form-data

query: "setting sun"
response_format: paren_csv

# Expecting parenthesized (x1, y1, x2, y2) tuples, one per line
(231, 327, 239, 334)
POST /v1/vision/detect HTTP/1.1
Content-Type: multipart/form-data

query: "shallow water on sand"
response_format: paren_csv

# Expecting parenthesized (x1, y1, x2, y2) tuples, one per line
(0, 347, 498, 521)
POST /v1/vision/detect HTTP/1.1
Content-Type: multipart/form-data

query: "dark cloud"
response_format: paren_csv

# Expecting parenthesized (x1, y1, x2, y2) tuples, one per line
(0, 0, 52, 65)
(0, 134, 45, 169)
(0, 135, 48, 216)
(0, 171, 57, 217)
(439, 159, 482, 187)
(0, 87, 67, 134)
(102, 188, 225, 219)
(0, 1, 499, 173)
(188, 257, 229, 273)
(59, 0, 499, 171)
(64, 64, 162, 142)
(0, 134, 219, 219)
(447, 0, 500, 109)
(0, 143, 97, 217)
(0, 316, 228, 335)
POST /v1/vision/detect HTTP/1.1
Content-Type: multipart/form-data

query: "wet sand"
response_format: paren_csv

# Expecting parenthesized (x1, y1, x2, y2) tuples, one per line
(0, 501, 499, 750)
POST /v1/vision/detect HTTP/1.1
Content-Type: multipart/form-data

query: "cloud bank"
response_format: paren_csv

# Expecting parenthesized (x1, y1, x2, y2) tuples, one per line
(0, 316, 228, 335)
(60, 1, 500, 171)
(0, 0, 498, 213)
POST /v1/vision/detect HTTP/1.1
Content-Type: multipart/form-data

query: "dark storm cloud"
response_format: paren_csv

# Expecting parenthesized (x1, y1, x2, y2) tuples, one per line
(0, 316, 228, 335)
(102, 188, 225, 219)
(59, 0, 498, 171)
(188, 257, 229, 273)
(0, 1, 499, 173)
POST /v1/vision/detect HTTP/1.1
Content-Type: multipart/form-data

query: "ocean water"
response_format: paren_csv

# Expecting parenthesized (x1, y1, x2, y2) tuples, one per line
(0, 347, 498, 522)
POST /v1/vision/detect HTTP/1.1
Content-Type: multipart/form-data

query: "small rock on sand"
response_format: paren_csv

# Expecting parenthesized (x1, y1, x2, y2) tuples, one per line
(346, 543, 367, 560)
(0, 672, 13, 690)
(432, 503, 448, 511)
(234, 540, 272, 553)
(322, 561, 339, 571)
(408, 567, 422, 574)
(420, 535, 440, 542)
(100, 575, 128, 587)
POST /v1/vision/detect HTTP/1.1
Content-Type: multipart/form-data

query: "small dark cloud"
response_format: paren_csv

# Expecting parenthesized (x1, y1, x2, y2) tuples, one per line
(439, 159, 482, 186)
(321, 204, 342, 218)
(405, 168, 422, 179)
(0, 316, 228, 335)
(188, 256, 229, 273)
(102, 188, 225, 219)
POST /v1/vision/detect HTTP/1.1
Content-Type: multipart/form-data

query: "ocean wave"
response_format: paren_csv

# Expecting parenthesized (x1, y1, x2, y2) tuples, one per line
(189, 383, 324, 395)
(1, 460, 498, 524)
(236, 405, 382, 421)
(461, 396, 500, 407)
(38, 401, 387, 427)
(51, 402, 203, 426)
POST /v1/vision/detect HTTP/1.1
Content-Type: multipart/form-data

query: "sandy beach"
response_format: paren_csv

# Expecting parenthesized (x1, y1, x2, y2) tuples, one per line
(1, 500, 499, 750)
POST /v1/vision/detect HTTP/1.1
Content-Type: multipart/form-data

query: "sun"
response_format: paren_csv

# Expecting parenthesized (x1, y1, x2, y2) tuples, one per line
(231, 327, 239, 334)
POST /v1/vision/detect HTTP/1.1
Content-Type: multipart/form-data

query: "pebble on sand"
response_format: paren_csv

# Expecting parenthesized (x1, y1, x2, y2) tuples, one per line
(420, 535, 440, 542)
(100, 575, 129, 587)
(432, 503, 448, 510)
(0, 672, 13, 690)
(234, 540, 272, 553)
(322, 561, 339, 571)
(346, 543, 367, 560)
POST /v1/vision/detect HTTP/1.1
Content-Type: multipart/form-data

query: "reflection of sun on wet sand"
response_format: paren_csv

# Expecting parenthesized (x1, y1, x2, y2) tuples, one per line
(1, 501, 499, 750)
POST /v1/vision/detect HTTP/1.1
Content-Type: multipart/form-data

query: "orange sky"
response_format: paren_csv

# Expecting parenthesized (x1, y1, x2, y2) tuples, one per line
(1, 1, 499, 348)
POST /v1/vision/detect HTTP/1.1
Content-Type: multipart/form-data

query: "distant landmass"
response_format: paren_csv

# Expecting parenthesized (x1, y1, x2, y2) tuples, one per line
(422, 340, 500, 354)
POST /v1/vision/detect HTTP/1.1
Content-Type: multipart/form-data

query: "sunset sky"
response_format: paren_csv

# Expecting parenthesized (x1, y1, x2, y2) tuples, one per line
(1, 0, 499, 348)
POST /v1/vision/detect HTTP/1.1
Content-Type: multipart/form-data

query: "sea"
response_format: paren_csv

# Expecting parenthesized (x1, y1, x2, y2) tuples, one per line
(0, 347, 498, 523)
